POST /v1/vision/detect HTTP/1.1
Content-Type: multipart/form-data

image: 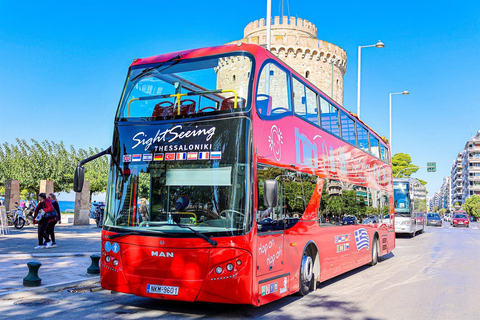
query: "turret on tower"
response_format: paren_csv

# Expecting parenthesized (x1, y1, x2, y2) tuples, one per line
(229, 16, 347, 105)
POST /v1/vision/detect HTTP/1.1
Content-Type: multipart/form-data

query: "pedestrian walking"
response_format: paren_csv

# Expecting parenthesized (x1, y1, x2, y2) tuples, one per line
(48, 193, 61, 247)
(33, 193, 56, 249)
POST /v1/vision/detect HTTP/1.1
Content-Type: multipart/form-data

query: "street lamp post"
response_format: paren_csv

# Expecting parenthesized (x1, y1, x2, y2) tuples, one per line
(357, 40, 385, 118)
(389, 91, 409, 152)
(266, 0, 271, 51)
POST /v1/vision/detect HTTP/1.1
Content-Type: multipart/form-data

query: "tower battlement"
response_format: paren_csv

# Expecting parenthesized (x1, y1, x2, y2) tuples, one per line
(244, 16, 317, 39)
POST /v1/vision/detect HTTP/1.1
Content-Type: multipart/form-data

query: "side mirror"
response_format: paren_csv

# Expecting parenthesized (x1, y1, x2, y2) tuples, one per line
(263, 180, 278, 208)
(73, 166, 85, 193)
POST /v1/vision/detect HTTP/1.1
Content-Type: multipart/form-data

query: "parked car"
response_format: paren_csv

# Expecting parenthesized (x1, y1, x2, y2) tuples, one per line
(452, 212, 469, 228)
(362, 215, 379, 224)
(342, 215, 357, 225)
(426, 213, 442, 227)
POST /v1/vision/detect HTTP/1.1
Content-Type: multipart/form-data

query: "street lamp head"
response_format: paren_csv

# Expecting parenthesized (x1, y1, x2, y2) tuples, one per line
(375, 40, 385, 48)
(402, 91, 409, 95)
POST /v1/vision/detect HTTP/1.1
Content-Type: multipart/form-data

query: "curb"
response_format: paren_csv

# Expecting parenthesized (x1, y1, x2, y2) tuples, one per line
(0, 276, 101, 300)
(0, 252, 101, 259)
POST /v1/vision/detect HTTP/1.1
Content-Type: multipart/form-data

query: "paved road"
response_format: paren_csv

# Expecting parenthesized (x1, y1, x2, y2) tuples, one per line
(1, 221, 479, 319)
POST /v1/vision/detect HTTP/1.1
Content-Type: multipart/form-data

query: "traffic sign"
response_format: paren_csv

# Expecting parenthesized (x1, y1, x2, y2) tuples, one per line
(427, 162, 436, 172)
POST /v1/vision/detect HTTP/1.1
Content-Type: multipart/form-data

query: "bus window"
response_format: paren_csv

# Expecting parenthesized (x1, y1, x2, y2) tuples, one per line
(380, 144, 390, 162)
(256, 62, 291, 118)
(370, 135, 380, 158)
(320, 98, 339, 136)
(357, 125, 369, 154)
(319, 179, 388, 226)
(257, 164, 318, 231)
(117, 53, 252, 119)
(340, 111, 356, 146)
(293, 77, 318, 125)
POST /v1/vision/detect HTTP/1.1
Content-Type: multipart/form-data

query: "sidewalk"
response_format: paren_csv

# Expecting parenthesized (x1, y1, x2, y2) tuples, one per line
(0, 219, 101, 299)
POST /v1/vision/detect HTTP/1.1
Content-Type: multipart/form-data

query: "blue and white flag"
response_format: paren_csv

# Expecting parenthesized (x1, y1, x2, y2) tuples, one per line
(354, 228, 370, 251)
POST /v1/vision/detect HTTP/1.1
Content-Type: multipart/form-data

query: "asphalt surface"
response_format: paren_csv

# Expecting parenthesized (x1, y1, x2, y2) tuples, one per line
(0, 218, 101, 299)
(1, 220, 479, 319)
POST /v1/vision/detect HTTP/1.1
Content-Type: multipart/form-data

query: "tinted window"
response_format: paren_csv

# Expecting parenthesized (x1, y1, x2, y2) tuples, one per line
(293, 77, 318, 125)
(357, 125, 369, 153)
(256, 62, 291, 119)
(370, 135, 380, 158)
(380, 144, 387, 161)
(340, 111, 356, 146)
(319, 178, 389, 227)
(257, 164, 318, 231)
(320, 98, 339, 136)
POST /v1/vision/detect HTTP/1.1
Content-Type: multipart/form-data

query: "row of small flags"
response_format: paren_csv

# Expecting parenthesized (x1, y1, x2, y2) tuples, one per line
(123, 151, 222, 163)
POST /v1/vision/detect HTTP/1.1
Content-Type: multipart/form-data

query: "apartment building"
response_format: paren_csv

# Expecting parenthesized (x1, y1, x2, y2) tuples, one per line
(440, 176, 452, 210)
(450, 130, 480, 205)
(450, 153, 463, 205)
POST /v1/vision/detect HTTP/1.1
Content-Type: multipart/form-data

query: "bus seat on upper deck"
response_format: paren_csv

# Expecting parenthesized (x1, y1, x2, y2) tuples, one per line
(179, 99, 196, 115)
(256, 94, 272, 116)
(221, 96, 246, 110)
(152, 101, 174, 117)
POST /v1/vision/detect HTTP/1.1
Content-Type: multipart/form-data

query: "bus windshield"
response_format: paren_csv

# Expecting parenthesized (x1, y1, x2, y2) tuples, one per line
(104, 117, 251, 236)
(393, 181, 410, 216)
(116, 53, 253, 120)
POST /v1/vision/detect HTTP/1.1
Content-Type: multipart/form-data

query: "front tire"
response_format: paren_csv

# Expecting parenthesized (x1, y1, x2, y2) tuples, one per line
(14, 217, 25, 229)
(298, 250, 314, 296)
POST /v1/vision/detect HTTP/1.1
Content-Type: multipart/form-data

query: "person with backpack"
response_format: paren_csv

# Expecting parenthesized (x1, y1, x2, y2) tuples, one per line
(47, 193, 61, 247)
(33, 193, 56, 249)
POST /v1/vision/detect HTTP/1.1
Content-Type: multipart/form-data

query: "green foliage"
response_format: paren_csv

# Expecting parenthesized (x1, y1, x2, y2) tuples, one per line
(0, 139, 108, 196)
(462, 195, 480, 218)
(392, 153, 419, 178)
(439, 208, 446, 214)
(433, 205, 439, 213)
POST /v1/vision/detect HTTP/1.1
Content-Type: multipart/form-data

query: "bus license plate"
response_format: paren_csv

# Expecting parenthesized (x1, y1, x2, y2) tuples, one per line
(147, 284, 179, 295)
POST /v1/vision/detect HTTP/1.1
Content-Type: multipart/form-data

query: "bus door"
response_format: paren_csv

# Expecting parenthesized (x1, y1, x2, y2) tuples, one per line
(256, 177, 285, 277)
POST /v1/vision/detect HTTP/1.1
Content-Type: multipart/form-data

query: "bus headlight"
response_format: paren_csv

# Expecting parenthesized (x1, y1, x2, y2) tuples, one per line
(215, 266, 223, 274)
(226, 263, 234, 271)
(105, 256, 111, 263)
(113, 259, 119, 267)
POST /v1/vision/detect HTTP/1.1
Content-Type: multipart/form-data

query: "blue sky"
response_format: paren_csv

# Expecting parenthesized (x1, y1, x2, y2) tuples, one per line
(1, 0, 479, 199)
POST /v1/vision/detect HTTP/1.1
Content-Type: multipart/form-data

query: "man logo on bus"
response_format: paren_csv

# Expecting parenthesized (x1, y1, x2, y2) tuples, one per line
(268, 125, 283, 161)
(151, 251, 174, 258)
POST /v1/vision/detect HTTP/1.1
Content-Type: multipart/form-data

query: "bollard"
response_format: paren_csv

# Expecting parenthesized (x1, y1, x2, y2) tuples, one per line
(23, 261, 42, 287)
(87, 254, 101, 275)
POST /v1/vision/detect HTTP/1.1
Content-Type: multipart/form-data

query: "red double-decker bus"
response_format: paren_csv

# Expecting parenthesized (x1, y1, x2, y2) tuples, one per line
(75, 43, 394, 306)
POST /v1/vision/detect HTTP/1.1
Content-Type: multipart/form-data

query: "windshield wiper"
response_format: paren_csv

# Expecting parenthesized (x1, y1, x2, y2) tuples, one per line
(106, 223, 217, 246)
(173, 223, 217, 247)
(130, 54, 182, 82)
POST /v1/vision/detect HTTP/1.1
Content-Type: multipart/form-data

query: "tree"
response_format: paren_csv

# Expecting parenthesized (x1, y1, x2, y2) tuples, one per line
(463, 195, 480, 219)
(439, 208, 446, 215)
(433, 205, 439, 213)
(74, 147, 109, 197)
(391, 153, 427, 188)
(392, 153, 419, 178)
(0, 139, 109, 197)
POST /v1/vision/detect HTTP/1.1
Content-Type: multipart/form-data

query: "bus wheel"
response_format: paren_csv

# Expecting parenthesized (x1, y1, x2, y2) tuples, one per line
(298, 250, 314, 296)
(368, 237, 379, 266)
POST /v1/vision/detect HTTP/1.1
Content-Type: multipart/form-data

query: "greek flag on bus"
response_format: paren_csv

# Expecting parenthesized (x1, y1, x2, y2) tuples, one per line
(354, 228, 369, 251)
